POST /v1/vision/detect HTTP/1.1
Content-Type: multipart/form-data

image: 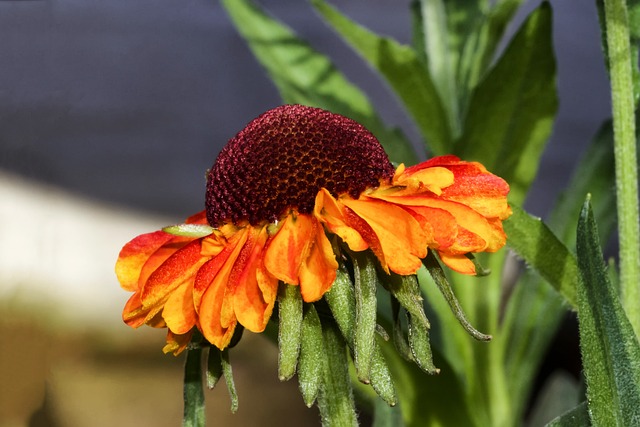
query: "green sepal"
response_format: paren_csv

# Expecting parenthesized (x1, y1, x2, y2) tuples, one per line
(369, 338, 398, 406)
(221, 349, 238, 414)
(325, 264, 357, 342)
(206, 347, 222, 390)
(423, 251, 491, 341)
(407, 311, 440, 375)
(277, 282, 303, 381)
(318, 319, 358, 427)
(298, 303, 324, 407)
(380, 273, 430, 332)
(352, 251, 379, 384)
(162, 224, 214, 238)
(390, 297, 413, 362)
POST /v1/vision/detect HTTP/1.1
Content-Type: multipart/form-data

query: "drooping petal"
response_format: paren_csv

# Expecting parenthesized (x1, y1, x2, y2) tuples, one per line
(314, 188, 368, 251)
(196, 226, 249, 349)
(162, 330, 193, 355)
(342, 197, 427, 275)
(438, 252, 476, 275)
(163, 280, 197, 335)
(140, 240, 208, 308)
(231, 225, 279, 333)
(299, 224, 338, 302)
(263, 213, 315, 285)
(116, 231, 176, 292)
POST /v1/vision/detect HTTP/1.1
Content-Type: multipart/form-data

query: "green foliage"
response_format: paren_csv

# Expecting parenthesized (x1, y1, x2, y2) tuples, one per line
(576, 199, 640, 426)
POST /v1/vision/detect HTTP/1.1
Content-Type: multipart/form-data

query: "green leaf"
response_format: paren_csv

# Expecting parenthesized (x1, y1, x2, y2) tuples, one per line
(298, 303, 324, 407)
(277, 283, 303, 381)
(576, 198, 640, 426)
(456, 2, 557, 206)
(183, 347, 206, 427)
(220, 0, 417, 164)
(504, 204, 579, 308)
(456, 0, 523, 109)
(546, 402, 590, 427)
(548, 120, 617, 247)
(312, 0, 452, 156)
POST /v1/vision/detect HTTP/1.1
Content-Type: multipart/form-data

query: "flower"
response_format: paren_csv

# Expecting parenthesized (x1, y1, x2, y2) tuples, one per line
(116, 104, 511, 353)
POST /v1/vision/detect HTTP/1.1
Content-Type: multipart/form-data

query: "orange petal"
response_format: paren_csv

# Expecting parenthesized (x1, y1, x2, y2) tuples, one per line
(405, 205, 458, 249)
(196, 227, 248, 349)
(314, 188, 368, 251)
(186, 210, 208, 224)
(263, 213, 314, 285)
(342, 197, 427, 275)
(231, 226, 279, 332)
(116, 231, 175, 292)
(140, 239, 208, 308)
(163, 280, 197, 335)
(162, 330, 193, 355)
(438, 252, 476, 275)
(299, 224, 338, 302)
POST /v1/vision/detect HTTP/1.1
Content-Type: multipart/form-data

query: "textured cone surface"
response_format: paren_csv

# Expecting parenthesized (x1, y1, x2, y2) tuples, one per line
(206, 105, 394, 226)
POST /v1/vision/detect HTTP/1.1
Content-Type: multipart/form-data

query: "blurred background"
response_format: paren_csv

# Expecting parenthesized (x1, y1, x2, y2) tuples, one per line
(0, 0, 609, 426)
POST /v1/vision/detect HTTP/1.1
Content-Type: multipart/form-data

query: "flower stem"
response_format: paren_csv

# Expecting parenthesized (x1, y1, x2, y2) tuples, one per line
(603, 0, 640, 337)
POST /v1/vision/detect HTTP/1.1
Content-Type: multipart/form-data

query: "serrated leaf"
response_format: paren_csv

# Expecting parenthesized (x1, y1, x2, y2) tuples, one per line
(576, 198, 640, 426)
(504, 204, 579, 308)
(312, 0, 452, 156)
(456, 2, 557, 206)
(221, 0, 417, 164)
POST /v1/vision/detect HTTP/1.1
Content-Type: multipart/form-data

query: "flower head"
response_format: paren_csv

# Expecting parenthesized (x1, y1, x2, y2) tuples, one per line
(116, 104, 511, 353)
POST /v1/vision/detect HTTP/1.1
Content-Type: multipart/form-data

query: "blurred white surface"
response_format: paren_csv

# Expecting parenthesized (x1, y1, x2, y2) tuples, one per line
(0, 172, 174, 328)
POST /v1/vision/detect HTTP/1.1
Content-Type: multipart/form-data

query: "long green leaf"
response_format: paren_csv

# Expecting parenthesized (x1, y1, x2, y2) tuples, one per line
(220, 0, 417, 164)
(576, 198, 640, 425)
(456, 2, 557, 206)
(504, 205, 578, 308)
(311, 0, 452, 156)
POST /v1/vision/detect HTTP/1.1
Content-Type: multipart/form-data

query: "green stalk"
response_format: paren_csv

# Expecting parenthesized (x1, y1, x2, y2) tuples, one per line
(603, 0, 640, 337)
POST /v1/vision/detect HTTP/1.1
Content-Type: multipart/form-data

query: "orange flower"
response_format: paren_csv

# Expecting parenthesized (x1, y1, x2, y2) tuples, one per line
(115, 105, 511, 353)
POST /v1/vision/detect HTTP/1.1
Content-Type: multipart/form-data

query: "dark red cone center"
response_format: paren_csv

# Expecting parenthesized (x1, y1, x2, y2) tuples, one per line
(205, 105, 395, 226)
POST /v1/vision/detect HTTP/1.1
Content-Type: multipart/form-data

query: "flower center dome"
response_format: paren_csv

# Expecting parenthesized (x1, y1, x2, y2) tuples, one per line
(205, 105, 395, 226)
